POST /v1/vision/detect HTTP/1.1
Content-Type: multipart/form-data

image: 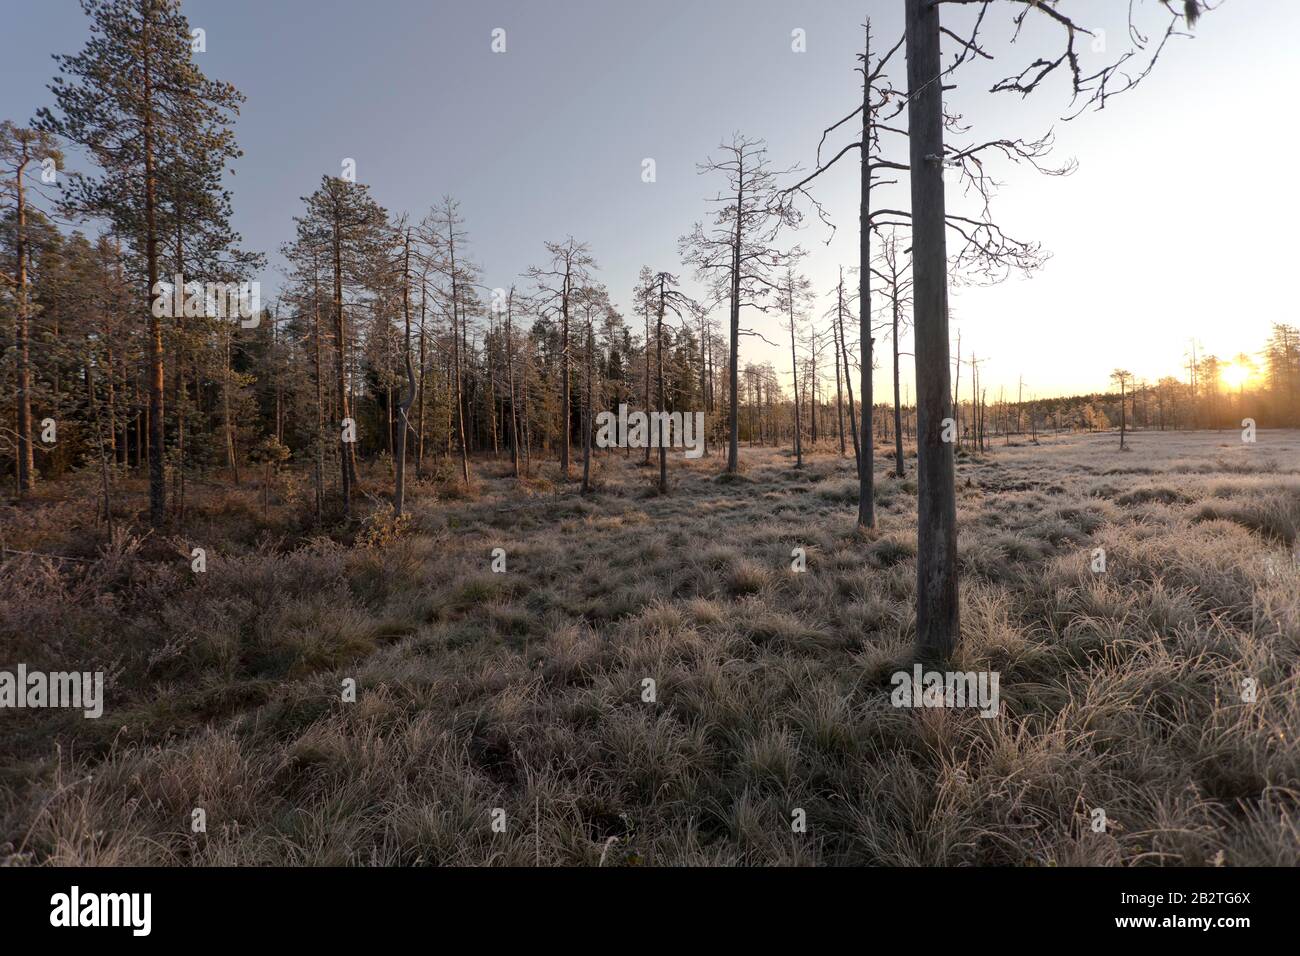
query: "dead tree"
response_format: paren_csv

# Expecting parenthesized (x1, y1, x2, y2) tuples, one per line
(575, 283, 611, 494)
(777, 264, 814, 468)
(1111, 369, 1133, 449)
(393, 224, 416, 516)
(779, 18, 1047, 529)
(873, 230, 913, 478)
(901, 0, 1211, 657)
(789, 1, 1193, 655)
(833, 268, 862, 476)
(527, 238, 597, 480)
(680, 134, 798, 474)
(420, 197, 482, 487)
(503, 286, 522, 477)
(645, 271, 699, 494)
(830, 310, 846, 457)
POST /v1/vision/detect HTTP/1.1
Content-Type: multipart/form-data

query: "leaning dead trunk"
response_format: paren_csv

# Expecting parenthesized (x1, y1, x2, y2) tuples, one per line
(837, 274, 861, 477)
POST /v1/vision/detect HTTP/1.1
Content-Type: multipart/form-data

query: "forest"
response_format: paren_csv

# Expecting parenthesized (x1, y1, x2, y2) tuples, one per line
(2, 0, 1298, 876)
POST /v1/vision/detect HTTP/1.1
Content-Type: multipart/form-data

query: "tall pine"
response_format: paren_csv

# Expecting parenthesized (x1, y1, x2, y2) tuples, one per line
(39, 0, 244, 525)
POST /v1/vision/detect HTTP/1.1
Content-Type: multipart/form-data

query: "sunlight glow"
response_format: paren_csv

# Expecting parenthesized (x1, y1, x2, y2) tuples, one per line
(1222, 363, 1252, 390)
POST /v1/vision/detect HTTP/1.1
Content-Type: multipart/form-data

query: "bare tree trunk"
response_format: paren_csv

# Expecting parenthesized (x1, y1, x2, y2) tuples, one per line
(561, 273, 572, 479)
(698, 311, 709, 457)
(892, 281, 905, 477)
(85, 355, 114, 536)
(13, 147, 34, 494)
(223, 324, 239, 486)
(1017, 375, 1024, 435)
(642, 300, 652, 465)
(487, 316, 500, 460)
(789, 289, 803, 468)
(727, 165, 744, 474)
(906, 0, 959, 659)
(394, 229, 415, 516)
(810, 330, 819, 446)
(452, 299, 470, 484)
(657, 278, 669, 493)
(172, 220, 187, 522)
(444, 352, 453, 460)
(838, 275, 861, 477)
(833, 315, 846, 456)
(416, 282, 427, 477)
(385, 383, 394, 461)
(105, 342, 117, 462)
(332, 220, 355, 516)
(313, 276, 324, 523)
(135, 383, 143, 473)
(582, 319, 594, 494)
(142, 7, 166, 526)
(953, 331, 962, 451)
(520, 348, 532, 477)
(857, 24, 876, 529)
(1119, 380, 1127, 449)
(506, 292, 521, 477)
(447, 226, 470, 486)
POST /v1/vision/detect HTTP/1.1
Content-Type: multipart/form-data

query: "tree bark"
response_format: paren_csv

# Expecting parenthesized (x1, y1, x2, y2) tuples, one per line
(892, 285, 905, 477)
(447, 220, 470, 486)
(857, 24, 876, 529)
(726, 163, 744, 474)
(14, 143, 34, 494)
(561, 272, 572, 479)
(142, 4, 166, 526)
(789, 283, 803, 468)
(332, 210, 355, 516)
(582, 317, 594, 494)
(313, 270, 324, 522)
(394, 229, 415, 515)
(905, 0, 959, 660)
(657, 276, 669, 493)
(838, 276, 862, 477)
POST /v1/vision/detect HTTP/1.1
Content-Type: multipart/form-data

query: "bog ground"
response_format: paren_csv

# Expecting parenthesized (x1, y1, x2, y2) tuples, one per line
(2, 429, 1298, 865)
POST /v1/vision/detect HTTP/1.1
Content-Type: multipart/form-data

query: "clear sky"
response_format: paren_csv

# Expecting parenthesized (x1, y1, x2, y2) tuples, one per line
(4, 1, 1297, 399)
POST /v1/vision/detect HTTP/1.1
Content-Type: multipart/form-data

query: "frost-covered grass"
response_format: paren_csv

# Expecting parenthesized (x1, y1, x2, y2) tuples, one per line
(2, 429, 1298, 865)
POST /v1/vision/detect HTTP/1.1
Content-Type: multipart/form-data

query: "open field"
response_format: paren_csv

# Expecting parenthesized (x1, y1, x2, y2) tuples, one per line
(2, 428, 1299, 866)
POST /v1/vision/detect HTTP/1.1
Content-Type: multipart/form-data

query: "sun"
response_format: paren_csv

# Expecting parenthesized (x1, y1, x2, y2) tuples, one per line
(1221, 362, 1252, 389)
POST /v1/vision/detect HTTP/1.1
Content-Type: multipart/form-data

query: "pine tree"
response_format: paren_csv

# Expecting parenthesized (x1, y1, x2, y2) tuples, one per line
(39, 0, 244, 525)
(295, 175, 387, 517)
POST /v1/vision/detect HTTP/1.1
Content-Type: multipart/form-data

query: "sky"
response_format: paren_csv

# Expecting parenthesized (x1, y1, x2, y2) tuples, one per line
(4, 0, 1297, 400)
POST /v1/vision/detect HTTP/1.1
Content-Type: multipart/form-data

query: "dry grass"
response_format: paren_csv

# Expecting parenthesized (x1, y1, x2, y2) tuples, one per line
(2, 430, 1298, 866)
